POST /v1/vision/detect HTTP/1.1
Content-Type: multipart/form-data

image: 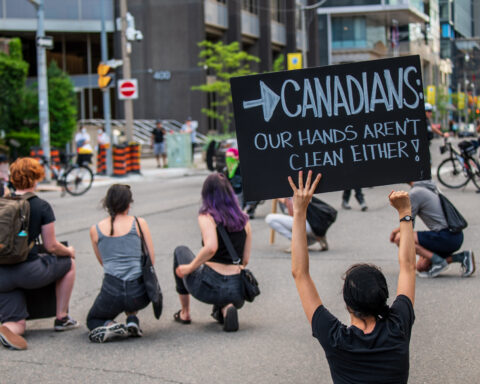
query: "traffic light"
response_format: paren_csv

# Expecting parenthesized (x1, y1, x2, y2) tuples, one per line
(97, 63, 112, 89)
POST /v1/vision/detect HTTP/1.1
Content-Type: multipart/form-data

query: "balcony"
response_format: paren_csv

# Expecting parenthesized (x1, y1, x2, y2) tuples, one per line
(204, 0, 228, 30)
(316, 0, 429, 25)
(271, 21, 286, 46)
(241, 11, 259, 38)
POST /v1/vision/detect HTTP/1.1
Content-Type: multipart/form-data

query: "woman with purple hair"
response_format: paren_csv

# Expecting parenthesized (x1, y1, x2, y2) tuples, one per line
(173, 173, 252, 332)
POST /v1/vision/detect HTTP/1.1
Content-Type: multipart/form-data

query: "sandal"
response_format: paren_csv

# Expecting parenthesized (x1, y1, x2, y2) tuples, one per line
(173, 310, 191, 324)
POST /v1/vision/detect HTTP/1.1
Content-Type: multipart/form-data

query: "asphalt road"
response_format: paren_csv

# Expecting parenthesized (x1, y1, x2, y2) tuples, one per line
(1, 138, 479, 383)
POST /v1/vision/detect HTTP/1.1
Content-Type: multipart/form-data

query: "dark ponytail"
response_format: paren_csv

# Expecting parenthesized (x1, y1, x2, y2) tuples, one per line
(102, 184, 133, 236)
(343, 264, 390, 320)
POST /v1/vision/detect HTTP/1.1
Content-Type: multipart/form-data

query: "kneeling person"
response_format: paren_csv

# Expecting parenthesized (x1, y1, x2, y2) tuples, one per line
(390, 180, 474, 278)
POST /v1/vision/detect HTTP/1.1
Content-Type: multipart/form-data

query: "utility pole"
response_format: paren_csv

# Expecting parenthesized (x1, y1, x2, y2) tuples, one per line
(297, 0, 327, 68)
(28, 0, 51, 180)
(119, 0, 134, 143)
(100, 0, 113, 175)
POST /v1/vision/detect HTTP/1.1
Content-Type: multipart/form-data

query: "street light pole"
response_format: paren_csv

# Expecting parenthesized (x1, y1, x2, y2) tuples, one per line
(100, 0, 113, 175)
(464, 53, 469, 126)
(119, 0, 134, 143)
(28, 0, 51, 180)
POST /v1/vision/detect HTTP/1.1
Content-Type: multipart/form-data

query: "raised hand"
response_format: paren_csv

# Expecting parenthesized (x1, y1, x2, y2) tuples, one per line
(388, 190, 411, 217)
(288, 170, 322, 215)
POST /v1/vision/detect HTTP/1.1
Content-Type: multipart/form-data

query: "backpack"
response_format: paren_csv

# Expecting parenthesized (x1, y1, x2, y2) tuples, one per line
(306, 196, 338, 237)
(438, 193, 468, 233)
(0, 192, 35, 264)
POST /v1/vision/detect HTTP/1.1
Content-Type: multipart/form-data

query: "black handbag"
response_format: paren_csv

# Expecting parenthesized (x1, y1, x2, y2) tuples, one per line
(135, 217, 163, 319)
(306, 196, 337, 237)
(438, 194, 468, 233)
(217, 224, 260, 303)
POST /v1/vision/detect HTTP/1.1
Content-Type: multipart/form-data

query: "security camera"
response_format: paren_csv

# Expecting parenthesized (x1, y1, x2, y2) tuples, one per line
(135, 30, 143, 41)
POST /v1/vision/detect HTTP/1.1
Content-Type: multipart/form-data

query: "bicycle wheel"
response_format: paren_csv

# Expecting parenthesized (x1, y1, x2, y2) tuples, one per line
(437, 158, 469, 189)
(63, 165, 93, 196)
(468, 158, 480, 191)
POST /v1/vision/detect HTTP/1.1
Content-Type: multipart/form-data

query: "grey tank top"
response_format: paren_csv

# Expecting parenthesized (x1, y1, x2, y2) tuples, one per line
(96, 219, 142, 281)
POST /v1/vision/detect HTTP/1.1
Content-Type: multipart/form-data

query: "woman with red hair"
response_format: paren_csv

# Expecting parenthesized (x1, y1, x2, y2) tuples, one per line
(0, 158, 78, 350)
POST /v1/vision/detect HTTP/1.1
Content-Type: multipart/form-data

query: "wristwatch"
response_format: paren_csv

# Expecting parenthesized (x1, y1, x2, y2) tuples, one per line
(400, 215, 413, 223)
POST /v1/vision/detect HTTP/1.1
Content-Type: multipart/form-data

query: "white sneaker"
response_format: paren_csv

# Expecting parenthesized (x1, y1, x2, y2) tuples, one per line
(417, 260, 449, 278)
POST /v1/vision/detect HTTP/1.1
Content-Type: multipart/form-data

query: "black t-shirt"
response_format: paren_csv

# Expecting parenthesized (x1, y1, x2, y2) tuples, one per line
(17, 195, 56, 260)
(312, 295, 415, 384)
(206, 227, 246, 265)
(152, 128, 164, 143)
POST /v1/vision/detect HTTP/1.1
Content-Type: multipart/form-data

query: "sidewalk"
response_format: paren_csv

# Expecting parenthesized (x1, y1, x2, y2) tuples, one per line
(37, 153, 210, 192)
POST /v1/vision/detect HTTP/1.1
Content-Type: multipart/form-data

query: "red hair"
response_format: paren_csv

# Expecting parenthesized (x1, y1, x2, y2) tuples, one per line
(10, 157, 45, 190)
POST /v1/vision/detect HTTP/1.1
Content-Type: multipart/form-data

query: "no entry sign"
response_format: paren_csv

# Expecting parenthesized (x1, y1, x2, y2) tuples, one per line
(117, 79, 138, 100)
(230, 55, 431, 201)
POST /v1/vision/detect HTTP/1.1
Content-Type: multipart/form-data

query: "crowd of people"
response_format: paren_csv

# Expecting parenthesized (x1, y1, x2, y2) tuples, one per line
(0, 112, 476, 382)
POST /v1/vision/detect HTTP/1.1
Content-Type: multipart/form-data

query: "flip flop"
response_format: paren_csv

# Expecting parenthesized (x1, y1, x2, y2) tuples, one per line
(173, 310, 191, 324)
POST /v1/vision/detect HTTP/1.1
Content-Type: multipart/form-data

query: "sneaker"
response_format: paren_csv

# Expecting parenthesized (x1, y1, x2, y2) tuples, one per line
(88, 322, 128, 343)
(223, 306, 239, 332)
(126, 315, 143, 337)
(360, 202, 368, 212)
(0, 325, 27, 350)
(417, 259, 449, 278)
(283, 246, 292, 254)
(211, 305, 224, 324)
(54, 315, 79, 331)
(461, 250, 476, 277)
(342, 201, 351, 210)
(318, 236, 329, 251)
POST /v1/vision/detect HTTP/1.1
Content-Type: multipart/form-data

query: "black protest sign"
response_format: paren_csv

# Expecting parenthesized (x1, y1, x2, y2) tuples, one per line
(230, 55, 431, 201)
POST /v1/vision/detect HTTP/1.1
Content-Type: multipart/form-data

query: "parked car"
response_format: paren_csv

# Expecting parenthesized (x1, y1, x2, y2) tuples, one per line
(458, 123, 476, 138)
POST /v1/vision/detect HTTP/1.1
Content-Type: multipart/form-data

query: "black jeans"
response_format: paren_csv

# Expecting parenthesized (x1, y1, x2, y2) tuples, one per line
(343, 188, 365, 204)
(173, 246, 244, 309)
(86, 274, 150, 330)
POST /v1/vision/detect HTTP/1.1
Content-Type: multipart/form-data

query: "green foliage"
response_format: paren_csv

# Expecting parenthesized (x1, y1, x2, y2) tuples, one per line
(46, 61, 77, 147)
(0, 39, 28, 136)
(192, 40, 260, 133)
(273, 54, 285, 72)
(5, 131, 40, 157)
(434, 86, 449, 124)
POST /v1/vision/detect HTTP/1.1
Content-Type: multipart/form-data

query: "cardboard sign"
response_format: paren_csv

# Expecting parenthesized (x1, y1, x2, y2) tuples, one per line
(230, 55, 431, 201)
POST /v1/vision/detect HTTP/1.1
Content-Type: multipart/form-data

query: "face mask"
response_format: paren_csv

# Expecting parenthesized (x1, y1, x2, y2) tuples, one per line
(98, 129, 103, 134)
(81, 128, 87, 134)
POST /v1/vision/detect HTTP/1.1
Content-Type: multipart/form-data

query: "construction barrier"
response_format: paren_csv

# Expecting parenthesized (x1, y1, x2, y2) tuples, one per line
(112, 145, 127, 177)
(96, 144, 108, 175)
(128, 143, 141, 174)
(30, 147, 61, 170)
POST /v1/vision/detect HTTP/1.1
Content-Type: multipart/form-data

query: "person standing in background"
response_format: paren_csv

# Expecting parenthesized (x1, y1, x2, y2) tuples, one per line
(181, 117, 197, 163)
(151, 120, 167, 168)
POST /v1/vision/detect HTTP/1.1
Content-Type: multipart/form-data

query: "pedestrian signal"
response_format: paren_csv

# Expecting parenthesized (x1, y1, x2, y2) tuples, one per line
(97, 63, 112, 89)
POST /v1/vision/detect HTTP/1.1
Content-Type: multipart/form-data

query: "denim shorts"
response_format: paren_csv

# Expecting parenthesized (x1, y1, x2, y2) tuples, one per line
(417, 229, 463, 257)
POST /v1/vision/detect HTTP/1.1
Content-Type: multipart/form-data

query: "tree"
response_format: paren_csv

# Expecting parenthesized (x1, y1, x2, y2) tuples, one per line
(0, 38, 29, 135)
(22, 61, 77, 148)
(273, 54, 285, 72)
(192, 41, 260, 133)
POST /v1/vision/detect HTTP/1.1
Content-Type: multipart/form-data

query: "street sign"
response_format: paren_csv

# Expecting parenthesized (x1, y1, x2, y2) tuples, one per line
(36, 36, 53, 49)
(230, 55, 431, 201)
(287, 53, 302, 70)
(117, 79, 138, 100)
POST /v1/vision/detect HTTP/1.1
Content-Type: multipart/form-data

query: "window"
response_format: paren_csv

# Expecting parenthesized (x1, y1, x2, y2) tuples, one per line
(332, 17, 367, 49)
(243, 0, 258, 14)
(270, 0, 285, 23)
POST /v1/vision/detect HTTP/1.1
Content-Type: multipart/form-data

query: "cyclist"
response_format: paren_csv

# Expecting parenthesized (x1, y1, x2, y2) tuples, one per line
(425, 103, 447, 142)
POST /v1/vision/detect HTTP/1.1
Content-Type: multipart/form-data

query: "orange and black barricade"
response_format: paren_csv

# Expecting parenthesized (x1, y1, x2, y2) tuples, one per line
(112, 145, 127, 177)
(128, 143, 141, 174)
(96, 144, 108, 175)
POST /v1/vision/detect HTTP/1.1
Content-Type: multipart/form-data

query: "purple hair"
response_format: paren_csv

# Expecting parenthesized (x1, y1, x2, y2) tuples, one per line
(199, 173, 248, 232)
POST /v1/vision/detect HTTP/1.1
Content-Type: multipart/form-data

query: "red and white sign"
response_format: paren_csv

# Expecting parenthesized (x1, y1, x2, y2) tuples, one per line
(117, 79, 138, 100)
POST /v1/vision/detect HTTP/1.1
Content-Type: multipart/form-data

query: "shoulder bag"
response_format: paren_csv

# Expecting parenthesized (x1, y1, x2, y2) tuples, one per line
(135, 217, 163, 319)
(217, 224, 260, 303)
(306, 196, 337, 237)
(437, 194, 468, 233)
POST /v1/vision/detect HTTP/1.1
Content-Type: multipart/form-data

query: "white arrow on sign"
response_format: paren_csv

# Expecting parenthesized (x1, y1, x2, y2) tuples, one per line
(242, 81, 280, 122)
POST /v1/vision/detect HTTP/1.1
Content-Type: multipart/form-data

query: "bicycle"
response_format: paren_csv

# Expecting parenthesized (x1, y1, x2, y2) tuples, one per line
(437, 137, 480, 191)
(39, 153, 94, 196)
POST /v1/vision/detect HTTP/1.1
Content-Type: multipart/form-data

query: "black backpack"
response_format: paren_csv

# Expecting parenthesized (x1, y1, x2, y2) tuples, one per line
(438, 193, 468, 233)
(306, 196, 338, 237)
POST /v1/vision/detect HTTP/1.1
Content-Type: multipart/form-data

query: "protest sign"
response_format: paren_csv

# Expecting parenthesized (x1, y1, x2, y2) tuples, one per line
(230, 55, 431, 201)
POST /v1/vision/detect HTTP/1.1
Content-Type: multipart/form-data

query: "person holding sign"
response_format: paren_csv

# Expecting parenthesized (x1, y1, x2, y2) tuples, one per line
(173, 173, 252, 332)
(290, 170, 416, 384)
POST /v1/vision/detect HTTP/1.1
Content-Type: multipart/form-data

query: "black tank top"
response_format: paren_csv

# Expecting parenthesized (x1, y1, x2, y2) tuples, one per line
(208, 227, 247, 265)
